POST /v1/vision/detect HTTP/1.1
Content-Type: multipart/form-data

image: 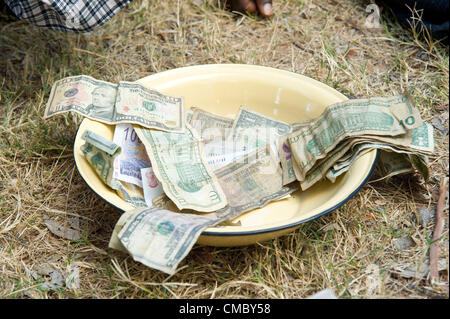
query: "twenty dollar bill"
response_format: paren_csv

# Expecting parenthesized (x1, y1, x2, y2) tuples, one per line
(134, 124, 228, 212)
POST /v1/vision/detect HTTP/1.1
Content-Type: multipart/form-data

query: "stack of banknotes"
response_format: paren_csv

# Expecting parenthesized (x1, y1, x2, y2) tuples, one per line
(44, 75, 434, 274)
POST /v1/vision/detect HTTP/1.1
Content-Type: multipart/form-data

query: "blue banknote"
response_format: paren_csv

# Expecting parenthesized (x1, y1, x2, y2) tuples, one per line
(113, 123, 152, 187)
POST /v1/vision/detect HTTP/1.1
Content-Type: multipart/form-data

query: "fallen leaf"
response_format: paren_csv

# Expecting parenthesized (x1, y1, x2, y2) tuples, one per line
(411, 206, 434, 226)
(393, 236, 415, 250)
(44, 216, 81, 240)
(431, 118, 448, 135)
(33, 264, 65, 290)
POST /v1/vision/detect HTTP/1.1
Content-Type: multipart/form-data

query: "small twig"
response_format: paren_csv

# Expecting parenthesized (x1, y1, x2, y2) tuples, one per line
(430, 177, 448, 283)
(73, 47, 108, 59)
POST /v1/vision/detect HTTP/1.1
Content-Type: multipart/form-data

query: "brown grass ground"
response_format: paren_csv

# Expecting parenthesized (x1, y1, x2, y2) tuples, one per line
(0, 0, 448, 299)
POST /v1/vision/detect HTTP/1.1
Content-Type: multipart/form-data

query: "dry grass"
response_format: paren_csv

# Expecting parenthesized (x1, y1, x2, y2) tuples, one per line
(0, 0, 448, 299)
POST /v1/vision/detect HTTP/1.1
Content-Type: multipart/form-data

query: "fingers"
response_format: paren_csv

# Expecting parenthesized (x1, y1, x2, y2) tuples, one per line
(246, 0, 257, 14)
(228, 0, 273, 17)
(230, 0, 257, 14)
(255, 0, 272, 17)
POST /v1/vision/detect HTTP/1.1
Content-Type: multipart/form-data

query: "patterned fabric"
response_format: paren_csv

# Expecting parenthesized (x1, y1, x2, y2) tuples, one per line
(3, 0, 132, 32)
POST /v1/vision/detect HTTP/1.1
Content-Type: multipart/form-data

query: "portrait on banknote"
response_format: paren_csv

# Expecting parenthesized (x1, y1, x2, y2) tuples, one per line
(85, 85, 117, 121)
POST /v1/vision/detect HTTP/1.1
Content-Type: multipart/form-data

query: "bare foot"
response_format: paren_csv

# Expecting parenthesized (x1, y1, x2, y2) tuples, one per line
(227, 0, 273, 18)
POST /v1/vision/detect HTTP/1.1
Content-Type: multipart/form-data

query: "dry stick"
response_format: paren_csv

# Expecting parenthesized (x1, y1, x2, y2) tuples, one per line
(430, 177, 448, 283)
(73, 47, 108, 59)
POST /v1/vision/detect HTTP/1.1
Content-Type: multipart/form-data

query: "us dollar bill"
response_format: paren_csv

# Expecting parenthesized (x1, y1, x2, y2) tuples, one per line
(232, 106, 292, 137)
(134, 124, 228, 212)
(324, 143, 378, 183)
(44, 75, 184, 133)
(373, 150, 415, 182)
(81, 130, 146, 207)
(331, 135, 432, 174)
(278, 119, 315, 186)
(189, 107, 234, 142)
(115, 81, 184, 132)
(117, 181, 148, 208)
(231, 106, 291, 177)
(214, 145, 298, 214)
(117, 207, 210, 274)
(152, 146, 298, 217)
(187, 107, 266, 171)
(82, 130, 120, 155)
(109, 206, 224, 274)
(367, 151, 429, 183)
(298, 140, 354, 190)
(300, 122, 433, 189)
(347, 122, 434, 154)
(214, 182, 298, 223)
(152, 193, 181, 212)
(408, 153, 430, 181)
(81, 130, 121, 187)
(214, 145, 283, 207)
(203, 132, 255, 171)
(288, 95, 425, 181)
(325, 143, 427, 183)
(278, 134, 296, 186)
(231, 106, 291, 154)
(185, 109, 194, 125)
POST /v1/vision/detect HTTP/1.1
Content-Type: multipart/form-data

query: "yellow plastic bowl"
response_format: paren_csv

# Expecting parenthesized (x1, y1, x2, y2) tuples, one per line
(73, 64, 377, 247)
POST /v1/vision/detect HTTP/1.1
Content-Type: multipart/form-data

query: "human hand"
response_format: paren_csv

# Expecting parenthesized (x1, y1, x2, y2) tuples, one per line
(228, 0, 273, 18)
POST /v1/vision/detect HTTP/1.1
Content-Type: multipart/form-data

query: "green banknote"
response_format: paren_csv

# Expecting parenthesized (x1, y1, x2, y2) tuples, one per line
(189, 107, 234, 142)
(134, 124, 228, 212)
(110, 206, 224, 274)
(288, 95, 425, 181)
(108, 146, 297, 275)
(44, 75, 184, 133)
(299, 122, 433, 189)
(81, 130, 146, 207)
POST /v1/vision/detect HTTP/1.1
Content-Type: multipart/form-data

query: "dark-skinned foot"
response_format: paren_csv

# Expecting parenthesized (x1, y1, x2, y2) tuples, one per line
(227, 0, 273, 18)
